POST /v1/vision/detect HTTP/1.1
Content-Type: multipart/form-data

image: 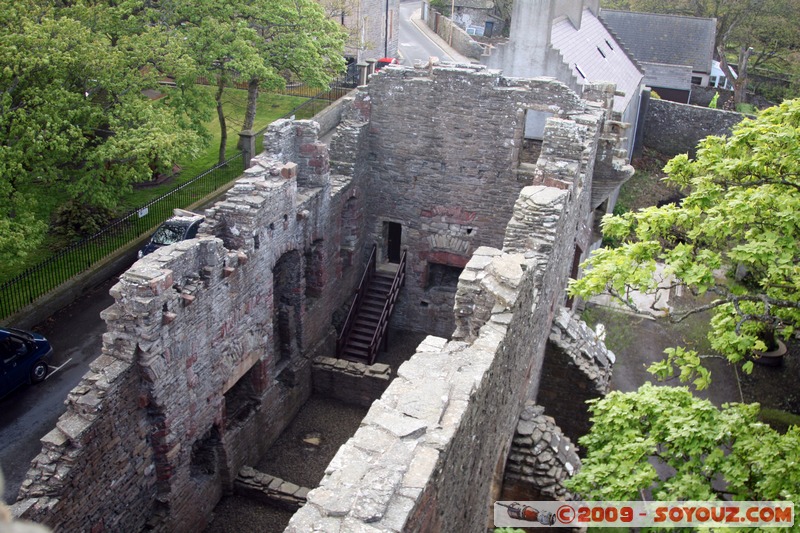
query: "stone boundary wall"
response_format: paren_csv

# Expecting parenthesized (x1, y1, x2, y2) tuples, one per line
(312, 357, 392, 407)
(287, 94, 604, 532)
(536, 307, 614, 448)
(643, 98, 745, 157)
(425, 9, 484, 61)
(11, 347, 157, 531)
(502, 402, 579, 502)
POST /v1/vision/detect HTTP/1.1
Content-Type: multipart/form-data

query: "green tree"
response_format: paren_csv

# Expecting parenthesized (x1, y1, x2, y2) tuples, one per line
(0, 1, 205, 264)
(173, 0, 346, 163)
(569, 99, 800, 387)
(567, 384, 800, 506)
(600, 0, 800, 104)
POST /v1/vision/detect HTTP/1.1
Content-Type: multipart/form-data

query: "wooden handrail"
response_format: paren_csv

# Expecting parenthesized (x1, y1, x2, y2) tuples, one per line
(367, 249, 407, 364)
(336, 244, 376, 358)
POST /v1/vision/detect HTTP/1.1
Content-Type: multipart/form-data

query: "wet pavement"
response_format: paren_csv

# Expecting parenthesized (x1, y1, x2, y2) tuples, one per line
(583, 301, 799, 414)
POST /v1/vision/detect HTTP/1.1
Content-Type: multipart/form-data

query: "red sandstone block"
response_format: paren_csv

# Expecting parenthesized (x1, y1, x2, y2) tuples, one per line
(280, 162, 298, 179)
(299, 143, 321, 156)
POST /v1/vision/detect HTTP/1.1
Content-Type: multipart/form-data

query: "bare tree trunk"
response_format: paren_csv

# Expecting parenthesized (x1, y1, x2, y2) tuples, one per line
(237, 78, 259, 150)
(718, 44, 752, 106)
(244, 78, 259, 131)
(216, 76, 227, 165)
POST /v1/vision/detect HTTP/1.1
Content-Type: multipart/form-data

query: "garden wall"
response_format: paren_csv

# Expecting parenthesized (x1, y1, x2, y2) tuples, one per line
(643, 98, 745, 157)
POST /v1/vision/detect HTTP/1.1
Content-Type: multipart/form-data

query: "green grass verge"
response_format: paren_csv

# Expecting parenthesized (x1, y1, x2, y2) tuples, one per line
(120, 87, 308, 210)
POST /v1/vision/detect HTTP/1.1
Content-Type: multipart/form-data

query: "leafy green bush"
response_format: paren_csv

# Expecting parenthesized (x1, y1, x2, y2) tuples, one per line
(51, 200, 118, 242)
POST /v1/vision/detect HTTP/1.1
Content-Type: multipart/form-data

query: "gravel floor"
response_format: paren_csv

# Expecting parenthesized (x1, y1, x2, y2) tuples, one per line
(203, 329, 429, 533)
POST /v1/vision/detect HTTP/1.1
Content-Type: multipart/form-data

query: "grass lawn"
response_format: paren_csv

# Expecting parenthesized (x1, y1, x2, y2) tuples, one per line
(2, 87, 308, 286)
(120, 86, 308, 210)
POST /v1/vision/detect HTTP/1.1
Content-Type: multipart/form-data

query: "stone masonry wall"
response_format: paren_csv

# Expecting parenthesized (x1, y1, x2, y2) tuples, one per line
(286, 83, 605, 531)
(643, 98, 745, 157)
(502, 402, 580, 502)
(362, 64, 593, 336)
(14, 119, 371, 532)
(312, 357, 392, 408)
(536, 307, 614, 447)
(13, 64, 619, 532)
(13, 354, 156, 532)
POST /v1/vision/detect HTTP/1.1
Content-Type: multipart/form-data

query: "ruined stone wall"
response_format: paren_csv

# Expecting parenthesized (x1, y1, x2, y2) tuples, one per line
(13, 355, 156, 532)
(643, 98, 745, 157)
(502, 402, 579, 502)
(312, 357, 392, 407)
(13, 65, 619, 532)
(362, 65, 590, 336)
(536, 307, 614, 447)
(287, 85, 605, 531)
(14, 120, 371, 532)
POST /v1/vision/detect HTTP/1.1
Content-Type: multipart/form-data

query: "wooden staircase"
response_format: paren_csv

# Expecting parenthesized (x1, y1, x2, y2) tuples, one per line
(337, 245, 406, 365)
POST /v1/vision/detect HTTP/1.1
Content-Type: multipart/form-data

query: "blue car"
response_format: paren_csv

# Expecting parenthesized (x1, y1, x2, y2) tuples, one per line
(1, 327, 54, 399)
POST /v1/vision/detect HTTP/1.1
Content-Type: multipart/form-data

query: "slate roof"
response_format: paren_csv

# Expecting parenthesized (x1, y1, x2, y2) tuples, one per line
(551, 9, 643, 113)
(599, 10, 715, 74)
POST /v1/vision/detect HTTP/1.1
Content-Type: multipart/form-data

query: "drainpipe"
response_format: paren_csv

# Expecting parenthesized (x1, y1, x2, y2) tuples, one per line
(385, 0, 389, 57)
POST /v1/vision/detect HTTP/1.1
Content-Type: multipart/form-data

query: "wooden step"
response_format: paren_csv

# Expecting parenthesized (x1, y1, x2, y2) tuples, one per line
(342, 346, 368, 357)
(347, 334, 374, 346)
(341, 353, 369, 363)
(367, 287, 390, 295)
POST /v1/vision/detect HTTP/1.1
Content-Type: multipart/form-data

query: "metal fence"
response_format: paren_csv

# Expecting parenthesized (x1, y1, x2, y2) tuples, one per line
(0, 75, 359, 322)
(0, 155, 244, 320)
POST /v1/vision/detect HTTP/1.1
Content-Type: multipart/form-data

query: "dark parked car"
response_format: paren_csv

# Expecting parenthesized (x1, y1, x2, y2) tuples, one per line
(1, 327, 54, 399)
(138, 210, 204, 258)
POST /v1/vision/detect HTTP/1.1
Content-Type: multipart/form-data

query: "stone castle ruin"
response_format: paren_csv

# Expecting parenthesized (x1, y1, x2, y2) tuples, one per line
(12, 63, 620, 532)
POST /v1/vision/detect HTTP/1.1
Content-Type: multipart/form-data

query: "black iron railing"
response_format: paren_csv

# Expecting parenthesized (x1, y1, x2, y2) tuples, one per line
(337, 245, 377, 358)
(365, 250, 406, 365)
(0, 154, 243, 321)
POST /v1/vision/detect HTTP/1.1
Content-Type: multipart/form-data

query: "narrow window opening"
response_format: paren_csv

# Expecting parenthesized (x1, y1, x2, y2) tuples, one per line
(596, 46, 606, 58)
(273, 250, 302, 364)
(426, 263, 464, 291)
(190, 426, 220, 477)
(575, 64, 586, 79)
(224, 364, 262, 430)
(304, 239, 325, 300)
(605, 39, 614, 50)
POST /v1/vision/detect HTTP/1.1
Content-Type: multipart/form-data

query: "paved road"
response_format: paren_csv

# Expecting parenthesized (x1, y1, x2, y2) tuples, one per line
(0, 277, 117, 503)
(398, 0, 456, 65)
